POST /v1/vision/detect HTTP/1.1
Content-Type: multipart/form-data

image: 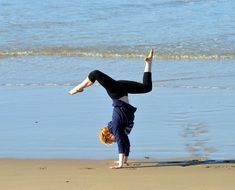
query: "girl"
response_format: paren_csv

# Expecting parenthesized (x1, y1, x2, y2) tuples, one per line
(69, 49, 153, 169)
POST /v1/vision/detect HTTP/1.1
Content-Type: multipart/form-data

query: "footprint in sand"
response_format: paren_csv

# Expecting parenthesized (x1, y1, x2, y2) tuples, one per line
(79, 167, 94, 170)
(133, 163, 141, 166)
(39, 167, 47, 170)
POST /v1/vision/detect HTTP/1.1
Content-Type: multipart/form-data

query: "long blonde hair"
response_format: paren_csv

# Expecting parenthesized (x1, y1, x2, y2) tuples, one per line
(99, 127, 113, 145)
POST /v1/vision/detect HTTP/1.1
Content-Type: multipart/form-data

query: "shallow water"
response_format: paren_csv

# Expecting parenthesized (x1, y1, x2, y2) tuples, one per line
(0, 0, 234, 159)
(0, 57, 235, 160)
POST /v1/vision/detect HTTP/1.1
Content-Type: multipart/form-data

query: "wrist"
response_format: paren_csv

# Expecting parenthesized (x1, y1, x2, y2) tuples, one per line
(118, 153, 124, 167)
(124, 156, 128, 163)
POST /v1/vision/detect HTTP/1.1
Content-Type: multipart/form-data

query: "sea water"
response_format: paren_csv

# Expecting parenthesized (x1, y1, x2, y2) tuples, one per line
(0, 0, 234, 160)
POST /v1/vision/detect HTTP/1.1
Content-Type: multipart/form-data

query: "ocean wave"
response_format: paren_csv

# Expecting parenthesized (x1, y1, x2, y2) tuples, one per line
(0, 48, 235, 60)
(1, 81, 235, 91)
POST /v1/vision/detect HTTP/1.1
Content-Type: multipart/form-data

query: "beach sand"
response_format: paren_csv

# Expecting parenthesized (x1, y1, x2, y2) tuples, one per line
(1, 159, 235, 190)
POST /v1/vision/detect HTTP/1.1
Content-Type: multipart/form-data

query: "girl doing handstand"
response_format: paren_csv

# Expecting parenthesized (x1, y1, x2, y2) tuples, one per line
(69, 49, 153, 169)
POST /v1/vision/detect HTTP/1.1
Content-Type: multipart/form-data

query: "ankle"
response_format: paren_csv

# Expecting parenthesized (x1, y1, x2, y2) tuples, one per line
(144, 63, 152, 72)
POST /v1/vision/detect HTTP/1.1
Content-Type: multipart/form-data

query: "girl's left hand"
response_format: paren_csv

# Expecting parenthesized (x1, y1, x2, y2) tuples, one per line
(114, 161, 129, 165)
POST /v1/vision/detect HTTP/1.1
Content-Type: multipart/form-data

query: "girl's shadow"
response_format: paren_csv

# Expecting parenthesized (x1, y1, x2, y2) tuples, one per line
(127, 159, 235, 169)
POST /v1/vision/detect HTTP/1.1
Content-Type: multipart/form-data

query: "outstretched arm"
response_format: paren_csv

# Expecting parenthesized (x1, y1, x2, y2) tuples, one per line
(124, 155, 128, 164)
(110, 153, 125, 169)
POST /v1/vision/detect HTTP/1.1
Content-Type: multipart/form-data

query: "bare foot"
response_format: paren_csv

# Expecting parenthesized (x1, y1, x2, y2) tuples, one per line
(68, 77, 93, 95)
(68, 85, 84, 95)
(144, 49, 154, 64)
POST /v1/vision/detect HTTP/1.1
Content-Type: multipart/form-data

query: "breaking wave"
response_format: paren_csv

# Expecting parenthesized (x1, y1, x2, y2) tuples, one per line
(0, 47, 235, 60)
(1, 80, 235, 91)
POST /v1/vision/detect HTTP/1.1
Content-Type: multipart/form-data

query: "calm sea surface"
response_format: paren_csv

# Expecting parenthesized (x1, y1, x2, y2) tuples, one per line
(0, 0, 234, 160)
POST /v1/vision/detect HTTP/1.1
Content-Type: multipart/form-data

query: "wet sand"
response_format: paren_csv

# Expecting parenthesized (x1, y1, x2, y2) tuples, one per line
(1, 159, 235, 190)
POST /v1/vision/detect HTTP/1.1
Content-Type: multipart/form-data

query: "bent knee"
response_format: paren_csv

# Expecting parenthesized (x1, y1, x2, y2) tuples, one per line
(88, 70, 101, 82)
(89, 70, 101, 76)
(145, 85, 152, 93)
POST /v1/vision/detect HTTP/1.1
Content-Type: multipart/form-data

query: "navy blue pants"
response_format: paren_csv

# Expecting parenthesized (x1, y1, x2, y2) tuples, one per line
(88, 70, 152, 99)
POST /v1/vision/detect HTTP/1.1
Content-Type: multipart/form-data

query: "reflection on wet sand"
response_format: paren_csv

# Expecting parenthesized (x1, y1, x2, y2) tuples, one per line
(182, 122, 216, 158)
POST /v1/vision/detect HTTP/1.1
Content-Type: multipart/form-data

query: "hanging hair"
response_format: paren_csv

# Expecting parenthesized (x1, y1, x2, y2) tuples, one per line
(99, 127, 114, 145)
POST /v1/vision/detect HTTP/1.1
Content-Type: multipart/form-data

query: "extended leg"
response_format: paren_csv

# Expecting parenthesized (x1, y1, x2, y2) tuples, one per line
(69, 70, 128, 99)
(118, 49, 153, 94)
